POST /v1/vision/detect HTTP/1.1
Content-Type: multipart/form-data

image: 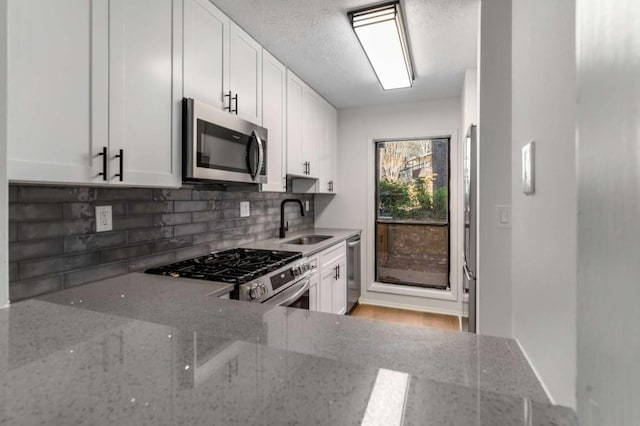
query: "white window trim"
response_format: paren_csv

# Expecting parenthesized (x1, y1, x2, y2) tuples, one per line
(365, 129, 462, 305)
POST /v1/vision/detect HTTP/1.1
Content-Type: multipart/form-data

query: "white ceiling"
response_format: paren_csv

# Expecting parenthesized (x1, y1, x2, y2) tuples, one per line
(212, 0, 479, 109)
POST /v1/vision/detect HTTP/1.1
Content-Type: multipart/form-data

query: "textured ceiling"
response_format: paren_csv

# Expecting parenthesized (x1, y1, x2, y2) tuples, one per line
(212, 0, 479, 108)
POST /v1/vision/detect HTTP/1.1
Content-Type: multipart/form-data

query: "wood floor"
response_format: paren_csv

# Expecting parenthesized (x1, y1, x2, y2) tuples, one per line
(349, 304, 460, 332)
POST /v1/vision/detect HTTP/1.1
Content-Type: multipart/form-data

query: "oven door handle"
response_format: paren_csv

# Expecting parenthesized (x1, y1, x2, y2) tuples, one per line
(264, 278, 310, 307)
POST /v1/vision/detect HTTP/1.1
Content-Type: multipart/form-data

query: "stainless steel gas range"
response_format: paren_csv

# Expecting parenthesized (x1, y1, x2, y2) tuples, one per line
(145, 248, 313, 309)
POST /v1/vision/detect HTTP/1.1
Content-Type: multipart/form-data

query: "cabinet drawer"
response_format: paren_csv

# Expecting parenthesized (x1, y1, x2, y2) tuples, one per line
(320, 241, 346, 269)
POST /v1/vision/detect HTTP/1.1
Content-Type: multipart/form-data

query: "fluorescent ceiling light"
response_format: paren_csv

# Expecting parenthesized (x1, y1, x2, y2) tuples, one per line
(349, 1, 415, 90)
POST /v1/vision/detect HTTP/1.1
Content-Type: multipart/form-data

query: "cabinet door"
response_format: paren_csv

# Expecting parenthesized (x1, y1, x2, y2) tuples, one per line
(183, 0, 229, 109)
(308, 273, 319, 312)
(229, 22, 262, 125)
(302, 87, 319, 178)
(261, 50, 287, 192)
(333, 259, 348, 315)
(7, 0, 107, 184)
(319, 265, 336, 314)
(286, 71, 305, 176)
(109, 0, 182, 187)
(329, 105, 338, 192)
(317, 99, 338, 194)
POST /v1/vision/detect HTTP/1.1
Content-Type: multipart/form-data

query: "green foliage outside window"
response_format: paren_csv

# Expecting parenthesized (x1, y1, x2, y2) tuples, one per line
(378, 177, 447, 221)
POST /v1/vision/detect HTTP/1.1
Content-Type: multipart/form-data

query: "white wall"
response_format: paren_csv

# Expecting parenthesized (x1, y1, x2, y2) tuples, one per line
(511, 0, 577, 408)
(576, 0, 640, 424)
(462, 68, 478, 134)
(315, 97, 463, 315)
(0, 0, 8, 308)
(477, 0, 512, 337)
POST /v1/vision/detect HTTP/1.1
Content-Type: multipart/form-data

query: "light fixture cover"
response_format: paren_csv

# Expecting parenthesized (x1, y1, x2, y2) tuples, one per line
(349, 1, 414, 90)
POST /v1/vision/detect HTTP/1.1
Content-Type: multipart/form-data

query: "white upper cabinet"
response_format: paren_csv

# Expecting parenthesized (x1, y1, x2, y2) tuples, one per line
(317, 98, 338, 194)
(183, 6, 262, 125)
(261, 50, 287, 193)
(286, 71, 305, 176)
(109, 0, 182, 187)
(301, 86, 319, 179)
(7, 0, 104, 184)
(228, 22, 263, 125)
(7, 0, 336, 191)
(7, 0, 182, 187)
(286, 70, 320, 179)
(183, 0, 229, 109)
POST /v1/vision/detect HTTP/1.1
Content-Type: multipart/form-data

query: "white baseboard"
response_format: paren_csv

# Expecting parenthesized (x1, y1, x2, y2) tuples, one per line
(358, 298, 461, 317)
(515, 338, 556, 405)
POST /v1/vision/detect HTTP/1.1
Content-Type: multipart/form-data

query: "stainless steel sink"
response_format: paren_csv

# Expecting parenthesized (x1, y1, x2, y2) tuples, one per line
(284, 235, 332, 245)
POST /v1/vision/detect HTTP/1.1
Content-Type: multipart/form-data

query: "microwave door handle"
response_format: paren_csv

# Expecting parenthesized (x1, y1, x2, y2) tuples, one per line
(253, 131, 264, 180)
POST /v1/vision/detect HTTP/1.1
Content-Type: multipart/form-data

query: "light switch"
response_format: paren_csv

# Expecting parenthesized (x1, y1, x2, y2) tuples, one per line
(305, 200, 310, 212)
(496, 205, 511, 228)
(96, 205, 113, 232)
(240, 201, 250, 217)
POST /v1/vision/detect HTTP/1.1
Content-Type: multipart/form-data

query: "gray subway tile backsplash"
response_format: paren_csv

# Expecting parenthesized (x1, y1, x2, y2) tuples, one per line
(8, 184, 315, 302)
(10, 275, 64, 301)
(18, 219, 95, 241)
(63, 262, 129, 289)
(11, 239, 64, 262)
(9, 203, 63, 222)
(18, 186, 96, 203)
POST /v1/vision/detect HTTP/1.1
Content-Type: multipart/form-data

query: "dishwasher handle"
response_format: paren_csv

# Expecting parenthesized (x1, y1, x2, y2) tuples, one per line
(347, 237, 361, 248)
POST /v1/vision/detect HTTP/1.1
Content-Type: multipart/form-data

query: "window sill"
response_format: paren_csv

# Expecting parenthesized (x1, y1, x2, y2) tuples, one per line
(368, 281, 456, 301)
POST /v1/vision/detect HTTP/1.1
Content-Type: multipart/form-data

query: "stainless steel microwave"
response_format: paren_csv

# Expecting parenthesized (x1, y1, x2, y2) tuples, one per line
(183, 98, 267, 184)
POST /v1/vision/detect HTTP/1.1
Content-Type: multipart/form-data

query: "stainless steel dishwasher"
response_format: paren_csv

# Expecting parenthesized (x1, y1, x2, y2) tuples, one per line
(346, 235, 361, 313)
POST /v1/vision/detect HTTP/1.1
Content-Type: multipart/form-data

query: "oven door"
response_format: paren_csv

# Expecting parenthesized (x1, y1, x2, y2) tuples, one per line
(183, 98, 267, 184)
(262, 278, 310, 310)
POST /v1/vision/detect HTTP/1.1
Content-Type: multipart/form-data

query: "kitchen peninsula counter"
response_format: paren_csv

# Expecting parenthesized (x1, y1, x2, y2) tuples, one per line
(0, 271, 576, 425)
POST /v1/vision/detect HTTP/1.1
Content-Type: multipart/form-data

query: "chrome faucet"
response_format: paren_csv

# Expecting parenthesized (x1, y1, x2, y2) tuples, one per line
(280, 199, 305, 238)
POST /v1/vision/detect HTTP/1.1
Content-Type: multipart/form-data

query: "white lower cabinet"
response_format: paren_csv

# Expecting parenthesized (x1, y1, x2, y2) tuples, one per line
(333, 258, 347, 315)
(316, 242, 347, 315)
(309, 271, 320, 312)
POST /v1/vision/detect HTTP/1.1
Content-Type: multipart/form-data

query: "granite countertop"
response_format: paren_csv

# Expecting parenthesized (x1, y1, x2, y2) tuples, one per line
(0, 270, 576, 425)
(242, 227, 361, 256)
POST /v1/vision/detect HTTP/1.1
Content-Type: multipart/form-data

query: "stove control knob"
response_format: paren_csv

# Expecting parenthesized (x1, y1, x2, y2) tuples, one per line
(249, 284, 259, 300)
(292, 266, 302, 276)
(250, 283, 266, 299)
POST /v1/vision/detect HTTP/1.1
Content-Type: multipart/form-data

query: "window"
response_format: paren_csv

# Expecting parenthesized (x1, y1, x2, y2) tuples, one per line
(375, 138, 450, 290)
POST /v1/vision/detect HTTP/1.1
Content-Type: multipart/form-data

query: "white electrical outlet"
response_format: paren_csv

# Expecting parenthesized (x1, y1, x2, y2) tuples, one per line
(240, 201, 250, 217)
(96, 205, 113, 232)
(305, 200, 310, 212)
